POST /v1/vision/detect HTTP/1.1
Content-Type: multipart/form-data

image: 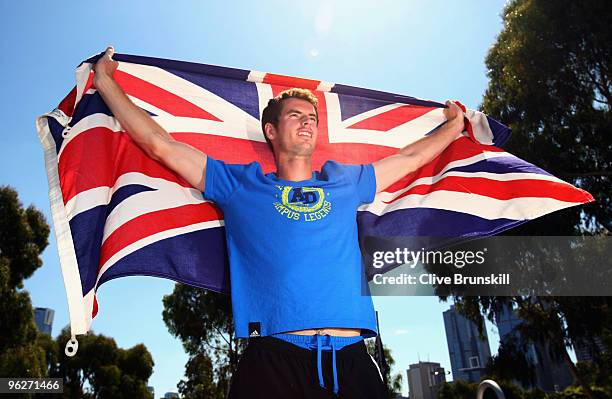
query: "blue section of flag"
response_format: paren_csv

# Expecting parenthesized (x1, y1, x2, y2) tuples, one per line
(487, 116, 511, 147)
(169, 69, 260, 120)
(332, 83, 444, 108)
(71, 92, 112, 127)
(98, 227, 229, 294)
(446, 158, 553, 176)
(337, 94, 391, 121)
(106, 185, 157, 216)
(47, 117, 66, 155)
(69, 205, 105, 295)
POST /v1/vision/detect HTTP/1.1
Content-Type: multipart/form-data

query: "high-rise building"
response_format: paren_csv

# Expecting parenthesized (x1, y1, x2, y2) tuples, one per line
(34, 307, 54, 335)
(495, 304, 573, 392)
(163, 392, 179, 399)
(573, 336, 607, 363)
(407, 361, 446, 399)
(443, 305, 491, 382)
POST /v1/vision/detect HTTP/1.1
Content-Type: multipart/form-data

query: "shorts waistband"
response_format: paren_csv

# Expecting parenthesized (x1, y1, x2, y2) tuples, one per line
(271, 333, 364, 349)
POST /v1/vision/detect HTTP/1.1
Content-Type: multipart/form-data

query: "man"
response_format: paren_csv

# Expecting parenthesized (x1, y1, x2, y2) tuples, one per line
(93, 46, 465, 398)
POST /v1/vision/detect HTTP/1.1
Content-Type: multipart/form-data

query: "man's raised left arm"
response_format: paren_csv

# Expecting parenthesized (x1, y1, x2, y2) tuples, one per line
(372, 100, 465, 193)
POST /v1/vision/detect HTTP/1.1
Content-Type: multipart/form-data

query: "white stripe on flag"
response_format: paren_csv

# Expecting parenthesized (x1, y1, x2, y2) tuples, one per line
(57, 113, 123, 159)
(325, 92, 446, 148)
(360, 190, 584, 221)
(118, 62, 262, 135)
(65, 172, 204, 221)
(97, 220, 224, 285)
(102, 182, 205, 244)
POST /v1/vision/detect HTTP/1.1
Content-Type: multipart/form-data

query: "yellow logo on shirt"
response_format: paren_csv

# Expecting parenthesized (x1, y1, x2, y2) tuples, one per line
(273, 186, 332, 222)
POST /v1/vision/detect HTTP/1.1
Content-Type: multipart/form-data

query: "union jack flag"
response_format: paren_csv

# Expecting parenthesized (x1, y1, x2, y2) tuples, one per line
(36, 53, 593, 337)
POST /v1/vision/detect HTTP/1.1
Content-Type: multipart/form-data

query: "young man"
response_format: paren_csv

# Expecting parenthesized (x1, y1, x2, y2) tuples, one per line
(93, 47, 465, 398)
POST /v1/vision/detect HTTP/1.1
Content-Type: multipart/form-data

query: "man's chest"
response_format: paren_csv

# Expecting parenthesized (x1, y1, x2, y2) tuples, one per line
(223, 179, 359, 227)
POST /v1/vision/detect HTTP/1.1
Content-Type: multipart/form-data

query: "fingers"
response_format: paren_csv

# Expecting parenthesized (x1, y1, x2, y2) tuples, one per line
(105, 45, 115, 59)
(445, 99, 459, 108)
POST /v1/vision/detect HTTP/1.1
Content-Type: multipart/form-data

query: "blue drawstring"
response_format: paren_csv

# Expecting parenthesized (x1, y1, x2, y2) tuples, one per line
(312, 334, 339, 394)
(316, 334, 324, 389)
(331, 340, 339, 394)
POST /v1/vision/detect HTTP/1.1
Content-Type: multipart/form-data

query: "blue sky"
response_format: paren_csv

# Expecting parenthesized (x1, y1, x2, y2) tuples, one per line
(1, 1, 511, 396)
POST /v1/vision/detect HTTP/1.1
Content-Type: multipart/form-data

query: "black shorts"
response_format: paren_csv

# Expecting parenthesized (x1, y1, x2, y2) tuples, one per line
(227, 336, 389, 398)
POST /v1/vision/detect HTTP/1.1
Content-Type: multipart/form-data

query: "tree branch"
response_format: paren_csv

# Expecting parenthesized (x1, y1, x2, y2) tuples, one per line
(203, 340, 223, 352)
(214, 325, 231, 347)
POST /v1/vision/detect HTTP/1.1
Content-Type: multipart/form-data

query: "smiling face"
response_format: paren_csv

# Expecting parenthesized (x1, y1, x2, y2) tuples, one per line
(265, 97, 319, 158)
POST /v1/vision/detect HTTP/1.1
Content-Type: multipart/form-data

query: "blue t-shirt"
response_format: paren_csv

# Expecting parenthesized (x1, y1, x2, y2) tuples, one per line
(203, 156, 378, 338)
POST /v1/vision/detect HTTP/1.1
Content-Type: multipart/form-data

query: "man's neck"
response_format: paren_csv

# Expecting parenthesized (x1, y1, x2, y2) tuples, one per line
(275, 153, 313, 181)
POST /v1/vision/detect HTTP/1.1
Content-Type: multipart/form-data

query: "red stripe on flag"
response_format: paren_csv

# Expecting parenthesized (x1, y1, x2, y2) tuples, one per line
(98, 202, 222, 270)
(92, 294, 98, 318)
(172, 133, 276, 172)
(58, 127, 191, 203)
(111, 70, 222, 121)
(164, 132, 396, 173)
(386, 176, 592, 204)
(58, 86, 77, 117)
(383, 137, 506, 193)
(453, 101, 478, 143)
(263, 74, 321, 90)
(83, 72, 95, 98)
(347, 105, 436, 132)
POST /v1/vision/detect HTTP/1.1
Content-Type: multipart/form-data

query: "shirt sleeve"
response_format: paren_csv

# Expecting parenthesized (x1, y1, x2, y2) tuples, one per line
(343, 163, 377, 204)
(203, 156, 247, 205)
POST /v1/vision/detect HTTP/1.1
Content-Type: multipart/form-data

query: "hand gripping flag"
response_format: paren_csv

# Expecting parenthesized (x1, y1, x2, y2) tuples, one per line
(36, 53, 593, 350)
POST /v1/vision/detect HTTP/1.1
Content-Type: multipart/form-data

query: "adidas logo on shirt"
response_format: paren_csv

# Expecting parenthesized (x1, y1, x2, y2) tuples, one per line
(248, 322, 261, 338)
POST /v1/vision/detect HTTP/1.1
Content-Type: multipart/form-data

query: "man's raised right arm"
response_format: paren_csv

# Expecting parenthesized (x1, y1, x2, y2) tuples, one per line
(93, 46, 207, 192)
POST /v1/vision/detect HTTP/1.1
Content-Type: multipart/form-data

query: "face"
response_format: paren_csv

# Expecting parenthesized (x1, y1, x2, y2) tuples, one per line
(266, 98, 319, 157)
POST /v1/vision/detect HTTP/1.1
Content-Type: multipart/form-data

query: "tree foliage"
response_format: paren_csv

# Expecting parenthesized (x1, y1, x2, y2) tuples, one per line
(485, 337, 536, 388)
(481, 0, 611, 233)
(54, 327, 154, 399)
(438, 380, 478, 399)
(444, 1, 612, 398)
(0, 186, 154, 397)
(365, 339, 402, 397)
(162, 285, 245, 398)
(0, 186, 50, 379)
(177, 352, 224, 399)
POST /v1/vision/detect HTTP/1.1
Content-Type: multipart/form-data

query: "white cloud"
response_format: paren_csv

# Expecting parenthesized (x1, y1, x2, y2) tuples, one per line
(394, 328, 410, 335)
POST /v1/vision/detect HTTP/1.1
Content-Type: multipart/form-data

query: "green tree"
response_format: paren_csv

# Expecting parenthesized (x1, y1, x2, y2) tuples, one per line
(54, 327, 154, 399)
(485, 337, 536, 388)
(365, 339, 402, 398)
(162, 285, 245, 398)
(481, 0, 611, 232)
(574, 330, 612, 396)
(0, 186, 50, 380)
(177, 352, 224, 399)
(442, 2, 612, 398)
(438, 380, 478, 399)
